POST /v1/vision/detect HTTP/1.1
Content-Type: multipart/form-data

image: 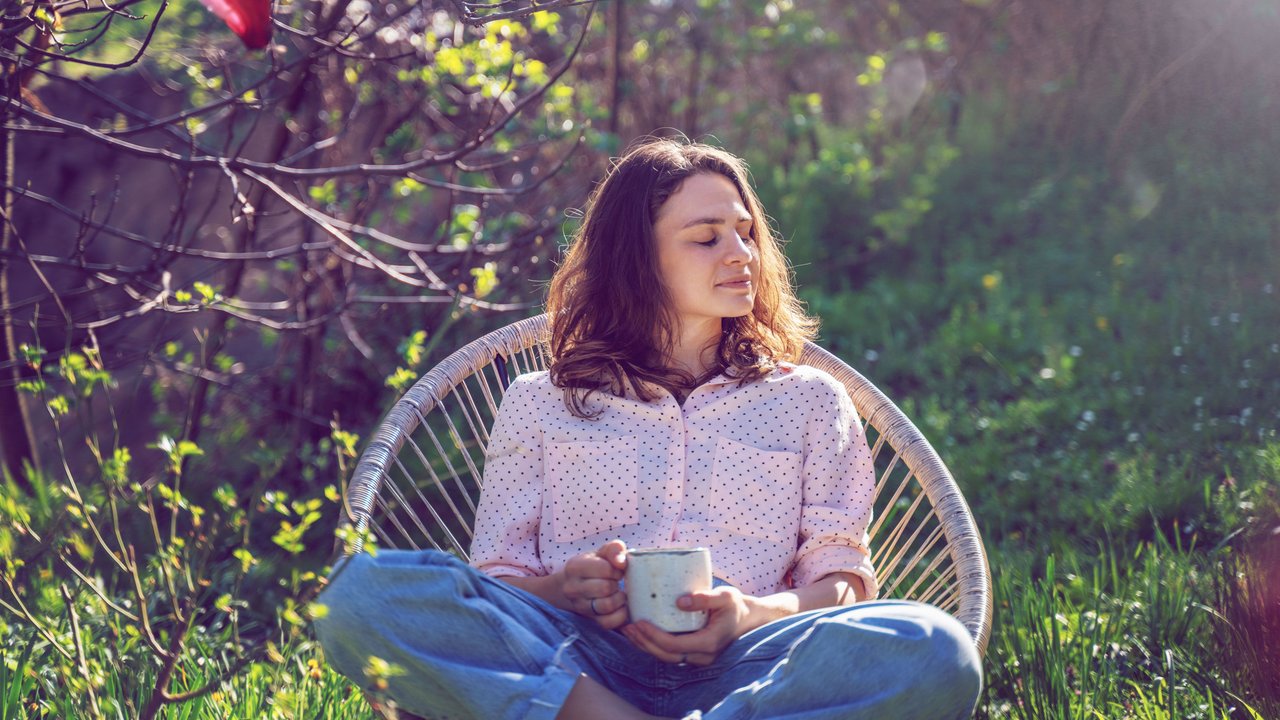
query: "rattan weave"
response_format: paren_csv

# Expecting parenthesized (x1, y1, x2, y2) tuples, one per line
(341, 314, 993, 715)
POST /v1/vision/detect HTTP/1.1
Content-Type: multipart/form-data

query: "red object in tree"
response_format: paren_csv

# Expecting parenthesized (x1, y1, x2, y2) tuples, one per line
(199, 0, 272, 49)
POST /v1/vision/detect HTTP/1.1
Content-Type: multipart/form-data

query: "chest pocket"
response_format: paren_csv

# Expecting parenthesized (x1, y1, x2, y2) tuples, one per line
(710, 436, 803, 544)
(545, 435, 639, 543)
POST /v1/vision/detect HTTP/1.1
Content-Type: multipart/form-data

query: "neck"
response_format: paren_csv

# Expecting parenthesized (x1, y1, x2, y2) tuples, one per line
(667, 317, 722, 378)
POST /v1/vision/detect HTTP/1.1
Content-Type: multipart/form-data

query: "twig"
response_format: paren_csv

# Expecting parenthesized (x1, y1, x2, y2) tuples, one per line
(60, 583, 104, 720)
(1, 573, 75, 661)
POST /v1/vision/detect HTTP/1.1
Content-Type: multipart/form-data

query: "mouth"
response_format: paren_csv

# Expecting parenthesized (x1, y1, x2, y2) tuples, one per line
(717, 278, 752, 289)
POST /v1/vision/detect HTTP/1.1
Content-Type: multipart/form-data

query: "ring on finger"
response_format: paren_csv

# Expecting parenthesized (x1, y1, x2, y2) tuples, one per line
(589, 597, 602, 616)
(678, 653, 688, 666)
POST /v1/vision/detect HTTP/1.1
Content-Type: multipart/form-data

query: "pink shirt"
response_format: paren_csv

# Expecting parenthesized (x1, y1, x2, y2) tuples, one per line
(468, 362, 879, 599)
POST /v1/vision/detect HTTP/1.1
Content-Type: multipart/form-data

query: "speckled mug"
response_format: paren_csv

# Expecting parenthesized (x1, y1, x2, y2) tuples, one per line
(624, 547, 712, 633)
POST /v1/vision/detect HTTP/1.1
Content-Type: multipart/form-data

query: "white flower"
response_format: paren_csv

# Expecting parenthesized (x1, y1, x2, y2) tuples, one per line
(1069, 345, 1083, 357)
(1194, 396, 1203, 407)
(1039, 368, 1056, 379)
(1210, 316, 1220, 327)
(1172, 345, 1183, 357)
(1229, 313, 1240, 323)
(864, 349, 880, 363)
(1081, 410, 1096, 423)
(1127, 432, 1141, 443)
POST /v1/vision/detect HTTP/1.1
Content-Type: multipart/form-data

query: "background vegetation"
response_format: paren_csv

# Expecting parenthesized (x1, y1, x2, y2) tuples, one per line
(2, 0, 1277, 718)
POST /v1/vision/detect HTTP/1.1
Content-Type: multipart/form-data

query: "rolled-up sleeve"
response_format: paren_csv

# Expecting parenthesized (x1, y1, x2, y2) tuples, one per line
(469, 375, 548, 578)
(790, 377, 879, 599)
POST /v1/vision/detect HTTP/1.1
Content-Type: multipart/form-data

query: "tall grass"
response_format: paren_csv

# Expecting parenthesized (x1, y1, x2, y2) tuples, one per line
(0, 635, 374, 719)
(5, 82, 1277, 720)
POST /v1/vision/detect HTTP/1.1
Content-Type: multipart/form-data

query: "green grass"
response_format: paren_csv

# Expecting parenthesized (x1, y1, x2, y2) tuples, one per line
(5, 101, 1279, 719)
(754, 122, 1280, 717)
(0, 637, 375, 719)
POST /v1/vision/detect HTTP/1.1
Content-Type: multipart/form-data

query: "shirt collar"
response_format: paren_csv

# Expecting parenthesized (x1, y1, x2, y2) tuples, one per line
(676, 360, 797, 390)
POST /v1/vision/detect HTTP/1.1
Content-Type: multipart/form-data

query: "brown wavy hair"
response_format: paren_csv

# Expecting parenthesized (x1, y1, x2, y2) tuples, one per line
(545, 138, 817, 417)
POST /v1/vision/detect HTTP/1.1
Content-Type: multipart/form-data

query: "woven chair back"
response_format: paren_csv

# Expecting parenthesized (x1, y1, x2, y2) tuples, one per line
(342, 315, 992, 656)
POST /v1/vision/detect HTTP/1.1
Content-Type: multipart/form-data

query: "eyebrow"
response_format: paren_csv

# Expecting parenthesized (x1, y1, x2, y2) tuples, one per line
(679, 214, 753, 230)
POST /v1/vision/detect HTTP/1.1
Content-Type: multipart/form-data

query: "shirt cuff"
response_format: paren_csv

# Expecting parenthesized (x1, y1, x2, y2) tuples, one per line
(473, 562, 539, 579)
(791, 544, 879, 600)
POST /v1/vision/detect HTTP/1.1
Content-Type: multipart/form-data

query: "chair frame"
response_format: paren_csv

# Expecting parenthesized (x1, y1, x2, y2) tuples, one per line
(341, 315, 993, 683)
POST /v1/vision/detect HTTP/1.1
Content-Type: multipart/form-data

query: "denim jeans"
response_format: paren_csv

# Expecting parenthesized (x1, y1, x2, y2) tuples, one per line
(315, 550, 982, 720)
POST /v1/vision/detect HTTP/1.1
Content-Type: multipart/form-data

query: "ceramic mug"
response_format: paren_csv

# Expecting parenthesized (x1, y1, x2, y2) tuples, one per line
(624, 547, 712, 633)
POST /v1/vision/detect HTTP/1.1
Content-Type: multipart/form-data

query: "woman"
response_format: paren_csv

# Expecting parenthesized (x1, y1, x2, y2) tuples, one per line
(316, 139, 982, 720)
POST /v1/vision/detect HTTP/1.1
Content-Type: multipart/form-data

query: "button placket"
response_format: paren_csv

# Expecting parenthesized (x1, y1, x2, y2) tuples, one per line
(663, 399, 691, 540)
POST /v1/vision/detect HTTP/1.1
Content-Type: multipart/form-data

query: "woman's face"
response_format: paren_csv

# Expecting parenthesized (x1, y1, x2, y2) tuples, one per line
(652, 172, 759, 330)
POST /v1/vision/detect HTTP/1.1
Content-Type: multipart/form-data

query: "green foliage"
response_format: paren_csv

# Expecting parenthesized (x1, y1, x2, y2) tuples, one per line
(750, 59, 1278, 715)
(776, 133, 1280, 552)
(6, 0, 1278, 716)
(0, 337, 359, 717)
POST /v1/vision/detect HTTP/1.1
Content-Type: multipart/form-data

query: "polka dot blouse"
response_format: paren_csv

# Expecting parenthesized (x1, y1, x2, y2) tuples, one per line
(468, 362, 879, 599)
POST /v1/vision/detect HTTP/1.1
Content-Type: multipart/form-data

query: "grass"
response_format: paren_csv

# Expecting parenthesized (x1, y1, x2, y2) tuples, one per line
(4, 109, 1279, 719)
(1, 636, 375, 719)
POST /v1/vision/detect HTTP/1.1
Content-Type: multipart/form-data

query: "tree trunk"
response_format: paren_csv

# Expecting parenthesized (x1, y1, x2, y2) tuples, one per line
(0, 29, 39, 491)
(607, 0, 626, 136)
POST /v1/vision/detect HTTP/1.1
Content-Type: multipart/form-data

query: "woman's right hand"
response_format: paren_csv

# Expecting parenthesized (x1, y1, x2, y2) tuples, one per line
(558, 539, 629, 630)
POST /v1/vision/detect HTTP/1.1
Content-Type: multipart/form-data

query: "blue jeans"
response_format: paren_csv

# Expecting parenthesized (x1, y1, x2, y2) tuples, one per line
(315, 550, 982, 719)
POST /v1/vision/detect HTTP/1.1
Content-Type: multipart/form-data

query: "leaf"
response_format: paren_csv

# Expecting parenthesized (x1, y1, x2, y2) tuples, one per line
(193, 282, 217, 303)
(470, 262, 499, 299)
(233, 548, 257, 573)
(308, 180, 337, 206)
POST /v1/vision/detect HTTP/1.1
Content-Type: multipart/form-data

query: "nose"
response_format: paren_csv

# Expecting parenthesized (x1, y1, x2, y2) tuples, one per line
(724, 230, 754, 265)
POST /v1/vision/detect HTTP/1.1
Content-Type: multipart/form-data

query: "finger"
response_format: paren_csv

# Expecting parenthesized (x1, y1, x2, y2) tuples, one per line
(569, 554, 624, 581)
(564, 577, 623, 601)
(581, 589, 626, 616)
(676, 589, 732, 612)
(622, 625, 683, 663)
(624, 625, 712, 666)
(596, 539, 628, 571)
(630, 620, 710, 657)
(594, 602, 629, 631)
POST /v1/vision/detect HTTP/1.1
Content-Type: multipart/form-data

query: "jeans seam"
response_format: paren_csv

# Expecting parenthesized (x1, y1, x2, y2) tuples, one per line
(438, 559, 555, 679)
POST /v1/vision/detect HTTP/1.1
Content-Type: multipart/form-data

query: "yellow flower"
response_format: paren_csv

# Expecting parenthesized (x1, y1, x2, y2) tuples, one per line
(1095, 316, 1110, 331)
(982, 273, 1001, 290)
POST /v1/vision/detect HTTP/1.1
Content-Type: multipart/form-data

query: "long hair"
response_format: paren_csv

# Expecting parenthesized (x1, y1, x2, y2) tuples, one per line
(545, 138, 817, 417)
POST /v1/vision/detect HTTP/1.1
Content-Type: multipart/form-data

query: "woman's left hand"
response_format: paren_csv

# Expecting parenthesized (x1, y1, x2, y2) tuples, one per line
(620, 587, 753, 666)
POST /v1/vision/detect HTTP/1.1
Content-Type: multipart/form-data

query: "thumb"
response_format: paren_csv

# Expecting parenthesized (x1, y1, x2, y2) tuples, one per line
(597, 539, 628, 570)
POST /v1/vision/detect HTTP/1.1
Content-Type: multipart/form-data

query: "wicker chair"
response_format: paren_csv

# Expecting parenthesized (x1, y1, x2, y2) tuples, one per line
(339, 314, 993, 719)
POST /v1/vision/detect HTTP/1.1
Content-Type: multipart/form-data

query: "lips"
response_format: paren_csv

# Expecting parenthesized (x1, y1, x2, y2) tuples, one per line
(717, 277, 751, 287)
